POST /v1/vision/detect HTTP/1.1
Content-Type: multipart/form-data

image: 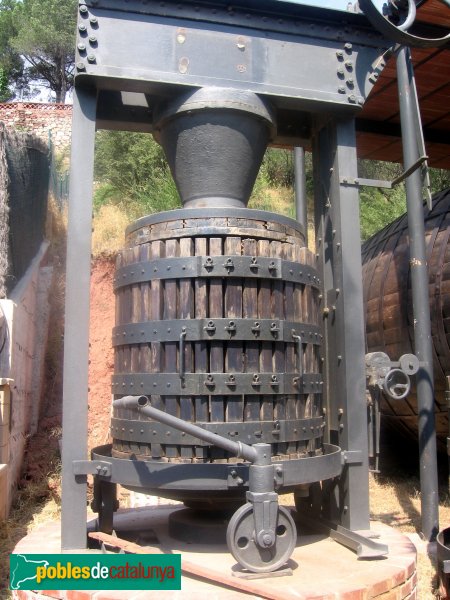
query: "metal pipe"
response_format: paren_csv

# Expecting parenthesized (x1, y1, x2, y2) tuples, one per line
(294, 147, 308, 244)
(396, 45, 439, 541)
(113, 396, 258, 463)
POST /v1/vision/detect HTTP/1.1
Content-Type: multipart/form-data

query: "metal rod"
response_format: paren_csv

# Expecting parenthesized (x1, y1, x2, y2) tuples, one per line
(113, 396, 258, 463)
(294, 147, 308, 244)
(396, 45, 439, 541)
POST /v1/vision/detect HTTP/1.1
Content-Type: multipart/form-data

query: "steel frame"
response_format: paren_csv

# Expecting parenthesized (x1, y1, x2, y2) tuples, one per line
(62, 0, 395, 549)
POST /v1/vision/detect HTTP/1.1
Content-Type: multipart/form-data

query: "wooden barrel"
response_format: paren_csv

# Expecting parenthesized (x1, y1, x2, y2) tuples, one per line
(362, 187, 450, 449)
(111, 208, 323, 473)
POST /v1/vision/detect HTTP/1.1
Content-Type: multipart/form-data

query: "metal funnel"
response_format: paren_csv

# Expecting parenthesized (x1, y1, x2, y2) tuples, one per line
(153, 88, 275, 209)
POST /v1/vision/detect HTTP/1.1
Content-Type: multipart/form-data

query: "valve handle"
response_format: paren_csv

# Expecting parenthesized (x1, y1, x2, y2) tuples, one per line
(359, 0, 450, 48)
(382, 368, 411, 400)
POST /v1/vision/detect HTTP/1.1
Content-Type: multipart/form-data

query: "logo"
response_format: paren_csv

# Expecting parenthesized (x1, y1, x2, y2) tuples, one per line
(10, 554, 181, 591)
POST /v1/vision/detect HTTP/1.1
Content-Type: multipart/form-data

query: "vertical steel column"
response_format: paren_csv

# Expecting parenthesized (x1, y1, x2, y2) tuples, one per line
(397, 46, 439, 541)
(61, 87, 97, 549)
(313, 117, 370, 531)
(294, 147, 308, 244)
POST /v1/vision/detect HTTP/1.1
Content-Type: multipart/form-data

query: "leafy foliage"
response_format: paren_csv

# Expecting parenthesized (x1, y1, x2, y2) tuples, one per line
(93, 130, 449, 242)
(94, 131, 181, 218)
(0, 0, 23, 101)
(0, 0, 77, 102)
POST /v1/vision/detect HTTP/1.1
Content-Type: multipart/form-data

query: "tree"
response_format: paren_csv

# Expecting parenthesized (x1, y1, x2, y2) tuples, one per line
(9, 0, 77, 103)
(0, 0, 23, 101)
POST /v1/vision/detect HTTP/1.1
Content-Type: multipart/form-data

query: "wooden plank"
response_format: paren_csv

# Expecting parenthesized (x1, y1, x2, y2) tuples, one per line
(163, 238, 179, 459)
(258, 239, 273, 427)
(179, 237, 194, 460)
(242, 238, 260, 424)
(139, 244, 151, 374)
(194, 237, 208, 460)
(209, 237, 225, 460)
(225, 236, 244, 430)
(282, 241, 297, 456)
(270, 239, 287, 457)
(150, 240, 165, 460)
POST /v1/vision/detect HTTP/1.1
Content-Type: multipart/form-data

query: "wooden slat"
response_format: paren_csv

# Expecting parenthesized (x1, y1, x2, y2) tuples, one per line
(225, 236, 244, 432)
(194, 237, 208, 460)
(258, 239, 274, 428)
(179, 237, 194, 460)
(163, 238, 179, 459)
(209, 237, 226, 461)
(242, 238, 260, 424)
(150, 240, 165, 459)
(270, 239, 287, 457)
(282, 241, 297, 456)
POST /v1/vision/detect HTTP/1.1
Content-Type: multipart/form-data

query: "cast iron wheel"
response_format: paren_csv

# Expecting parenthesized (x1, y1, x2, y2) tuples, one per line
(226, 503, 296, 573)
(97, 480, 117, 534)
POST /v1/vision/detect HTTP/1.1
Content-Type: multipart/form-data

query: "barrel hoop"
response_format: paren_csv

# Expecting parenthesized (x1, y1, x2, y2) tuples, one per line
(112, 372, 323, 396)
(112, 319, 323, 347)
(113, 256, 321, 290)
(111, 416, 325, 445)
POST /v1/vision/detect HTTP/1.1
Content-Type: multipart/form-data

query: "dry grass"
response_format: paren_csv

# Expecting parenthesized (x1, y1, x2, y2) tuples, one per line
(369, 471, 450, 599)
(92, 204, 130, 257)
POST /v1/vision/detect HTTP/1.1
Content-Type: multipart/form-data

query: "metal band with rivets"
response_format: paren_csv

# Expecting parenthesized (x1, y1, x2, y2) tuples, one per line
(113, 256, 321, 290)
(111, 372, 323, 396)
(112, 319, 323, 347)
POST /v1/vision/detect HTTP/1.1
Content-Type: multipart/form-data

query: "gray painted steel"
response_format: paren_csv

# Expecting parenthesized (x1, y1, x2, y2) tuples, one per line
(61, 87, 97, 550)
(91, 443, 343, 491)
(313, 118, 370, 531)
(62, 0, 400, 553)
(294, 147, 308, 242)
(112, 319, 322, 347)
(113, 256, 321, 289)
(397, 46, 439, 541)
(111, 372, 323, 396)
(110, 415, 325, 445)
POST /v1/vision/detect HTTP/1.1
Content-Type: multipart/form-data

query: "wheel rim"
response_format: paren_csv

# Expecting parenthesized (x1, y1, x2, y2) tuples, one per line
(226, 503, 296, 573)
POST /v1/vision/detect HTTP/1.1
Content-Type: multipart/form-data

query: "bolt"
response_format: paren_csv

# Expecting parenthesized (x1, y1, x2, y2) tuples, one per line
(348, 94, 357, 103)
(87, 55, 96, 63)
(336, 50, 344, 59)
(344, 42, 352, 52)
(262, 534, 272, 547)
(78, 23, 87, 32)
(90, 16, 98, 25)
(338, 86, 346, 94)
(79, 5, 88, 13)
(76, 62, 86, 71)
(77, 43, 86, 51)
(323, 307, 330, 316)
(89, 35, 97, 44)
(345, 60, 353, 70)
(347, 78, 354, 88)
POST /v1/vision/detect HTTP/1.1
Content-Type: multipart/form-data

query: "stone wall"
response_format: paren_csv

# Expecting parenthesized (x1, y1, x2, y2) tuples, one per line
(0, 102, 72, 150)
(0, 242, 52, 519)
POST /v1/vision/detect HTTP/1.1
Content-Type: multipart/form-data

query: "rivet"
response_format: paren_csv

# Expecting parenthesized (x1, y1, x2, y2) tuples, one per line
(79, 5, 88, 13)
(76, 62, 86, 71)
(77, 43, 86, 52)
(90, 16, 98, 25)
(78, 23, 87, 32)
(87, 55, 96, 63)
(344, 42, 352, 52)
(89, 35, 97, 44)
(336, 50, 344, 59)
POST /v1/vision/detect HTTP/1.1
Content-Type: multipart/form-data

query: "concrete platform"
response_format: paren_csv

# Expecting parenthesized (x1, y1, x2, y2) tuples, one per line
(11, 505, 417, 600)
